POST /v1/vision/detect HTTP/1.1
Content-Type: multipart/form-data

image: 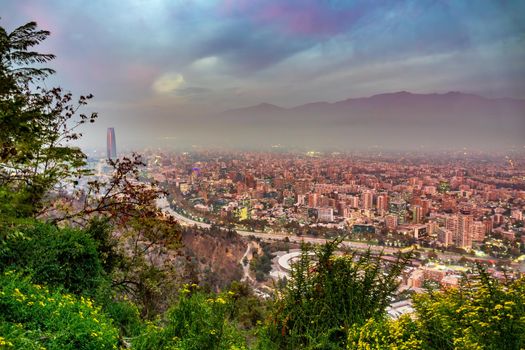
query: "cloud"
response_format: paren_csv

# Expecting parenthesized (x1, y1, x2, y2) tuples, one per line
(190, 56, 219, 70)
(3, 0, 525, 151)
(193, 20, 314, 73)
(175, 86, 212, 96)
(218, 0, 382, 37)
(152, 72, 185, 94)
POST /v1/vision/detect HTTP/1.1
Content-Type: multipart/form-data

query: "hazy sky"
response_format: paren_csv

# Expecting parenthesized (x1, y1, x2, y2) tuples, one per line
(2, 0, 525, 149)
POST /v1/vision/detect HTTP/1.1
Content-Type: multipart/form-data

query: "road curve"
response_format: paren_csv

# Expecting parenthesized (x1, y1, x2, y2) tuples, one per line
(158, 198, 400, 254)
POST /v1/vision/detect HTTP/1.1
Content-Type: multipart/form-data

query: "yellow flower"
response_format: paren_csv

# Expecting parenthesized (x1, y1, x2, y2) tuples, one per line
(0, 337, 14, 347)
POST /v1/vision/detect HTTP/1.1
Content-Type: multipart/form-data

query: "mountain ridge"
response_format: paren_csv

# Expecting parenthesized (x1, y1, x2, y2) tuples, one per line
(222, 91, 525, 114)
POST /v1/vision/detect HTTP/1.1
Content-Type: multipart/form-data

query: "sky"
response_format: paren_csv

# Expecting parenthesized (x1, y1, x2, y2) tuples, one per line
(2, 0, 525, 150)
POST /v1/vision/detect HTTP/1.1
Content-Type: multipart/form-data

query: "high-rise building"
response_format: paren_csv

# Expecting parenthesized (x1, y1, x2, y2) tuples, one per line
(412, 205, 423, 224)
(307, 193, 318, 208)
(106, 127, 117, 159)
(389, 200, 407, 224)
(446, 214, 473, 249)
(348, 196, 359, 209)
(458, 215, 473, 249)
(361, 191, 373, 210)
(385, 214, 398, 231)
(472, 221, 486, 243)
(437, 228, 453, 247)
(376, 194, 388, 213)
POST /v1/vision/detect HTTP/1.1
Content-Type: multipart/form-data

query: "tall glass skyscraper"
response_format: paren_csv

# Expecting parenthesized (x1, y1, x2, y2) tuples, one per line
(107, 127, 117, 159)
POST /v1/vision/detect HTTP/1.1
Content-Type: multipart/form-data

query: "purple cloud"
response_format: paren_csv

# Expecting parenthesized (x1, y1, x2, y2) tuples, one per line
(218, 0, 376, 37)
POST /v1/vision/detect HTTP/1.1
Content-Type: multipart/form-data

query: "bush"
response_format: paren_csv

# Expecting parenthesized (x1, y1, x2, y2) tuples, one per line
(347, 315, 421, 349)
(250, 243, 274, 281)
(228, 281, 269, 331)
(260, 240, 409, 349)
(0, 221, 106, 295)
(0, 271, 120, 349)
(413, 269, 525, 349)
(102, 298, 143, 338)
(132, 285, 247, 350)
(347, 267, 525, 350)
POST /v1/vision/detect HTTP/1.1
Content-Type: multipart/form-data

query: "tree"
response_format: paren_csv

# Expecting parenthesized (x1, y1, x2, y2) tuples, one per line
(52, 154, 183, 317)
(0, 20, 183, 318)
(0, 21, 97, 221)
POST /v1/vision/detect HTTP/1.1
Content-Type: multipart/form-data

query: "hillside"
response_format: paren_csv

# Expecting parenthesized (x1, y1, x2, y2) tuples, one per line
(181, 227, 246, 291)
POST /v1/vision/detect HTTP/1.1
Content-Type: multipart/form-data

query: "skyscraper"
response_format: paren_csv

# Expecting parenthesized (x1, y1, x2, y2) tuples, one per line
(107, 127, 117, 159)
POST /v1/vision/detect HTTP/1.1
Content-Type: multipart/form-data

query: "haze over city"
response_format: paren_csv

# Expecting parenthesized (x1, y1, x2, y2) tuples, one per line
(3, 2, 525, 348)
(2, 0, 525, 151)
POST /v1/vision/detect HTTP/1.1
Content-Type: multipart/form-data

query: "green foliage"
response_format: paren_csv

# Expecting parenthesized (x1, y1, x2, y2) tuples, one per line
(250, 243, 274, 281)
(261, 240, 408, 349)
(0, 221, 106, 295)
(229, 281, 269, 331)
(102, 298, 143, 338)
(132, 286, 247, 350)
(347, 315, 422, 349)
(412, 269, 525, 350)
(0, 21, 96, 221)
(0, 271, 119, 349)
(84, 218, 123, 275)
(346, 268, 525, 350)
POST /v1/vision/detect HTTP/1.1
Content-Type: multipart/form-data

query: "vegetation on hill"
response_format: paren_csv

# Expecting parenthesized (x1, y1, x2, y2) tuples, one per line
(250, 242, 274, 282)
(0, 20, 524, 350)
(259, 240, 409, 349)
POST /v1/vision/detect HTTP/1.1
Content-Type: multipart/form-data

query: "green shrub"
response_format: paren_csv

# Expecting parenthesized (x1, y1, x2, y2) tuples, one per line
(132, 285, 247, 350)
(413, 269, 525, 350)
(0, 271, 120, 349)
(261, 240, 408, 349)
(102, 297, 143, 338)
(250, 243, 274, 281)
(347, 315, 421, 349)
(228, 281, 269, 331)
(346, 268, 525, 350)
(0, 221, 106, 295)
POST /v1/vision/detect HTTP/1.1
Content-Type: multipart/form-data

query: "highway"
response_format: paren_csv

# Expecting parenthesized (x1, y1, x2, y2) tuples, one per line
(158, 197, 507, 265)
(157, 198, 401, 255)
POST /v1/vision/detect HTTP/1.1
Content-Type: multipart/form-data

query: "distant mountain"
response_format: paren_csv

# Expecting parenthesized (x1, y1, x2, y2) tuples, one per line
(224, 102, 286, 116)
(224, 91, 525, 119)
(181, 92, 525, 150)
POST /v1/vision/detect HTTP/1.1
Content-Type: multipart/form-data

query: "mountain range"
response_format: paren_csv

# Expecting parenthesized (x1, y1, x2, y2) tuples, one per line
(176, 91, 525, 150)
